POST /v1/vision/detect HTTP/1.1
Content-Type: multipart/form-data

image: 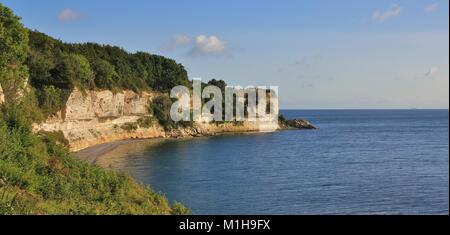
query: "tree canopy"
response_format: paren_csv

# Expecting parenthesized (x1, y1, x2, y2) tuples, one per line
(25, 30, 192, 116)
(26, 31, 190, 94)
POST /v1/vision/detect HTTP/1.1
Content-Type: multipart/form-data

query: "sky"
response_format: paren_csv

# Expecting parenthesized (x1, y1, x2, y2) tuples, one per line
(2, 0, 449, 109)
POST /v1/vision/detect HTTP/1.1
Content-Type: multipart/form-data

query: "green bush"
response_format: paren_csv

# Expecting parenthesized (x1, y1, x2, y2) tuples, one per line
(37, 130, 69, 147)
(55, 53, 95, 91)
(137, 116, 155, 128)
(36, 85, 70, 117)
(92, 59, 118, 90)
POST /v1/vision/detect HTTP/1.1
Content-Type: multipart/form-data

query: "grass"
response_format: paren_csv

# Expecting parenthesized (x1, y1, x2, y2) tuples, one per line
(0, 100, 190, 215)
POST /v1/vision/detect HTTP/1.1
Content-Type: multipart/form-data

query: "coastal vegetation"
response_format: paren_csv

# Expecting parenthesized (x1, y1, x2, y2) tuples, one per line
(0, 3, 190, 215)
(27, 30, 191, 118)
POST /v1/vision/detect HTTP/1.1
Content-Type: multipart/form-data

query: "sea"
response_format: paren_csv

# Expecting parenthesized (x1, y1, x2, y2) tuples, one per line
(96, 110, 449, 214)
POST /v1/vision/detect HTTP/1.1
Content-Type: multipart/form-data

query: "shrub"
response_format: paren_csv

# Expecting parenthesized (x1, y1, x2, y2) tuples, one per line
(120, 122, 138, 131)
(54, 53, 95, 91)
(137, 116, 155, 128)
(92, 59, 118, 90)
(37, 130, 69, 148)
(36, 85, 70, 117)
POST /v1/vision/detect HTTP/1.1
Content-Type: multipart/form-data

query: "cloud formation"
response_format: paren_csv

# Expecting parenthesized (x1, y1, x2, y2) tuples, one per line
(163, 35, 191, 51)
(58, 8, 85, 22)
(188, 35, 227, 56)
(372, 5, 401, 22)
(424, 3, 439, 12)
(425, 66, 439, 78)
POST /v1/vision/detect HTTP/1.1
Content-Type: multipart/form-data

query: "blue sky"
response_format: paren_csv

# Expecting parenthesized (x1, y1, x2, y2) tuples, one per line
(2, 0, 449, 109)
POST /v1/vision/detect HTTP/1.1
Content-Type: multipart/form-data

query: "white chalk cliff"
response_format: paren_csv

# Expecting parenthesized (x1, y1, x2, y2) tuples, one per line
(33, 88, 279, 152)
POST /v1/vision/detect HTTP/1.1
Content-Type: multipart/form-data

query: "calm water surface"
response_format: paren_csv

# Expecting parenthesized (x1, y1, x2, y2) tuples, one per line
(97, 110, 449, 214)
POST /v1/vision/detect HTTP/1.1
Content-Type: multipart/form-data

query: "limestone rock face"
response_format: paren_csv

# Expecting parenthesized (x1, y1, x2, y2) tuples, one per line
(33, 88, 160, 151)
(61, 89, 156, 121)
(33, 88, 280, 152)
(123, 90, 151, 116)
(64, 89, 125, 120)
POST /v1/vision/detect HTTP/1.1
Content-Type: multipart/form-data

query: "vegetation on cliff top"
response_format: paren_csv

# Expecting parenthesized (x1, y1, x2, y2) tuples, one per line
(27, 29, 191, 117)
(0, 3, 189, 215)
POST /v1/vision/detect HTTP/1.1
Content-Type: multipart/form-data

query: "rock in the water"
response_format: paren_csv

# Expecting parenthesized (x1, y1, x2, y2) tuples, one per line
(285, 119, 316, 129)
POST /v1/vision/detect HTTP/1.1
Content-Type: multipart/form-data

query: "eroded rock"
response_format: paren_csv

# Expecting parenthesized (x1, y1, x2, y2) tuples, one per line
(284, 119, 316, 129)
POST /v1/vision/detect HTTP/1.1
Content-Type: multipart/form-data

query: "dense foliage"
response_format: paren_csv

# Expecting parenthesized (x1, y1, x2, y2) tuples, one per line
(0, 3, 190, 215)
(26, 30, 190, 117)
(0, 4, 29, 101)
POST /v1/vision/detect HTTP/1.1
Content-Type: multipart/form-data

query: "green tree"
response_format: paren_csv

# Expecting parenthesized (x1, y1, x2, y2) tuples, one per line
(25, 30, 192, 95)
(53, 53, 95, 90)
(207, 78, 227, 92)
(0, 3, 29, 101)
(26, 30, 62, 89)
(37, 85, 66, 116)
(92, 59, 118, 90)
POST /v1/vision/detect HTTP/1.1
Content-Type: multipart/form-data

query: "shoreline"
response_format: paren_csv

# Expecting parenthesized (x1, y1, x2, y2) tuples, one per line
(73, 129, 269, 164)
(73, 119, 316, 163)
(74, 139, 145, 163)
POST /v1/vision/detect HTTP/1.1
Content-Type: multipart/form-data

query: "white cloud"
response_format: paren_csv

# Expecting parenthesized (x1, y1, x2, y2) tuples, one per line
(188, 35, 227, 56)
(163, 35, 191, 51)
(372, 5, 402, 23)
(424, 3, 439, 12)
(425, 66, 439, 78)
(58, 8, 85, 22)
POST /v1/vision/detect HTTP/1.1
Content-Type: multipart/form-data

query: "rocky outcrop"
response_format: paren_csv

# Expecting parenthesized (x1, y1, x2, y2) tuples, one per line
(283, 119, 316, 129)
(165, 121, 275, 138)
(33, 88, 280, 152)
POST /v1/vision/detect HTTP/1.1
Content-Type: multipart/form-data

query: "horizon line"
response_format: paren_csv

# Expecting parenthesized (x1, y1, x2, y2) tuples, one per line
(280, 108, 449, 110)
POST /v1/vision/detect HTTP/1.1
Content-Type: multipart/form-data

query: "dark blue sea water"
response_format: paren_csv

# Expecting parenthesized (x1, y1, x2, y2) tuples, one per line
(98, 110, 449, 214)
